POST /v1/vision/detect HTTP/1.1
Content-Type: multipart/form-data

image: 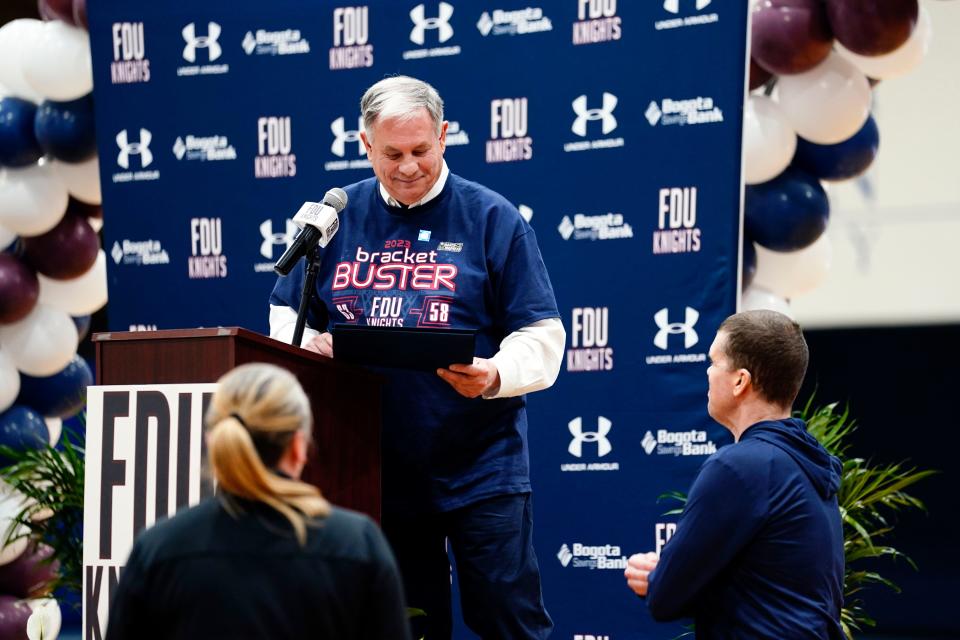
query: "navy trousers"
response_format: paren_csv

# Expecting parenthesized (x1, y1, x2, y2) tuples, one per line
(383, 493, 553, 639)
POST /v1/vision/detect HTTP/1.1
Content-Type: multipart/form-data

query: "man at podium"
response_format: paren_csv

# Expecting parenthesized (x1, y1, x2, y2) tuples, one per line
(269, 76, 564, 640)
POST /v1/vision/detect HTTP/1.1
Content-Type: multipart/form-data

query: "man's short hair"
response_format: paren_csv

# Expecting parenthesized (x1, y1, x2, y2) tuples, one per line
(360, 75, 444, 140)
(718, 310, 809, 408)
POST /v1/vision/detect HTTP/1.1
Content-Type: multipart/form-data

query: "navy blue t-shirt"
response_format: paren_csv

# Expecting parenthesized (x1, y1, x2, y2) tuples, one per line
(270, 173, 559, 513)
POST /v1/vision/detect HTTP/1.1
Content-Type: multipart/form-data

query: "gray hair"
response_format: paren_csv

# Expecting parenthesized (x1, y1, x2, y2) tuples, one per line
(360, 75, 444, 140)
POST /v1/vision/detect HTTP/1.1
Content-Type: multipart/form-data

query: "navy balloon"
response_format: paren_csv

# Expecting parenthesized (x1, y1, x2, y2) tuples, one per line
(0, 404, 49, 464)
(16, 355, 93, 419)
(794, 115, 879, 181)
(742, 240, 757, 290)
(745, 167, 830, 251)
(73, 314, 92, 341)
(0, 97, 43, 167)
(34, 94, 97, 163)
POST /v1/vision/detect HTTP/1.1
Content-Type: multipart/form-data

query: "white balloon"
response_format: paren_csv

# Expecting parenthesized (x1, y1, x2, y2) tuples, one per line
(0, 19, 44, 102)
(777, 52, 872, 145)
(741, 285, 793, 318)
(27, 598, 62, 640)
(0, 481, 29, 566)
(0, 304, 78, 377)
(0, 222, 16, 250)
(0, 348, 20, 413)
(837, 7, 932, 81)
(37, 249, 108, 316)
(21, 20, 93, 102)
(52, 155, 101, 205)
(753, 234, 833, 298)
(743, 96, 797, 185)
(44, 417, 62, 447)
(0, 164, 69, 237)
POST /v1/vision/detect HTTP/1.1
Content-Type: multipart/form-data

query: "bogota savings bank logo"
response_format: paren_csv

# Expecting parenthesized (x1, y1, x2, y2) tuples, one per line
(557, 543, 627, 570)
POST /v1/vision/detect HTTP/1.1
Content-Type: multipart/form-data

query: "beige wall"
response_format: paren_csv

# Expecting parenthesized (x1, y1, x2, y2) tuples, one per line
(786, 1, 960, 328)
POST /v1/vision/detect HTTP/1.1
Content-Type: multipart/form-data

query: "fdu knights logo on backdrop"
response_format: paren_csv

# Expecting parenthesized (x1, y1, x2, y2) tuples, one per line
(330, 6, 374, 69)
(188, 217, 227, 279)
(561, 416, 619, 473)
(255, 117, 296, 178)
(656, 0, 719, 31)
(645, 306, 707, 366)
(325, 116, 371, 172)
(110, 22, 150, 84)
(654, 186, 701, 255)
(404, 2, 461, 60)
(177, 22, 229, 76)
(568, 307, 613, 372)
(573, 0, 622, 45)
(112, 128, 159, 183)
(564, 91, 624, 153)
(254, 218, 297, 273)
(486, 98, 532, 163)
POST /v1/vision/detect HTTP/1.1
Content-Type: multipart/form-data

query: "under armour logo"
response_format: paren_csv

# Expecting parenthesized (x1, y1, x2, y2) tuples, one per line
(259, 219, 298, 259)
(182, 22, 222, 63)
(663, 0, 712, 14)
(116, 128, 153, 169)
(331, 117, 364, 158)
(568, 416, 612, 458)
(653, 307, 699, 350)
(571, 92, 618, 137)
(410, 2, 454, 46)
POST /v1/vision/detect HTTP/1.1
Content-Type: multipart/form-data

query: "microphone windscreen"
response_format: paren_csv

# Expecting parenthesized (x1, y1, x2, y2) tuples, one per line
(324, 188, 348, 212)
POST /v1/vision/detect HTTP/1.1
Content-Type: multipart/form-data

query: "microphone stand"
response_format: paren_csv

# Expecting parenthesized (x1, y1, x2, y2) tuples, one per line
(291, 244, 327, 348)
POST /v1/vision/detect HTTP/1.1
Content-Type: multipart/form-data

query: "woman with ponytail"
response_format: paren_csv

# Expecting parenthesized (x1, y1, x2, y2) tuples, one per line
(106, 363, 411, 640)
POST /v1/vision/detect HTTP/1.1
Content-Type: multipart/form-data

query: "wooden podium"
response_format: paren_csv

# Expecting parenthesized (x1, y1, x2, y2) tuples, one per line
(93, 327, 383, 520)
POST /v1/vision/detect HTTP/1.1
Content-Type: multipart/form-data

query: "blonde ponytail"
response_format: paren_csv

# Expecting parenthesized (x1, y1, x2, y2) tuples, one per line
(206, 364, 331, 545)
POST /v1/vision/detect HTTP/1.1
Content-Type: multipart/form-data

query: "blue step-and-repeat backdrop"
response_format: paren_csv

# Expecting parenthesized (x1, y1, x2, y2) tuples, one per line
(88, 1, 747, 637)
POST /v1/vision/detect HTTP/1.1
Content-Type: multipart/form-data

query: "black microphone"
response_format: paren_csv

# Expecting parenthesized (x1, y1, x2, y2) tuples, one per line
(274, 188, 348, 276)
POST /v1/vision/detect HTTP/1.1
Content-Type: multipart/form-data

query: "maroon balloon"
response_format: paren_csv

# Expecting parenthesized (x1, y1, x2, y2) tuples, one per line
(0, 595, 31, 640)
(749, 57, 773, 91)
(0, 254, 40, 324)
(37, 0, 77, 24)
(73, 0, 88, 30)
(827, 0, 918, 56)
(752, 0, 833, 75)
(0, 544, 59, 598)
(21, 212, 100, 279)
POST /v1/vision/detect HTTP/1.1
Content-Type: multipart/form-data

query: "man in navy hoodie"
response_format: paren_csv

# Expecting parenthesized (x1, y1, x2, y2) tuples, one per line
(624, 309, 844, 639)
